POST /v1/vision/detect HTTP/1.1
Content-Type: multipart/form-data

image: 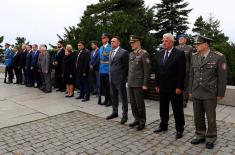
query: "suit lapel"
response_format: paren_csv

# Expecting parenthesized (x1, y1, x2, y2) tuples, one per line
(158, 50, 165, 65)
(111, 48, 121, 64)
(165, 48, 176, 65)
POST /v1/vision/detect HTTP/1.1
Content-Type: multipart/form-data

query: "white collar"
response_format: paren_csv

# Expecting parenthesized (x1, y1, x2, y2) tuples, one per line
(103, 43, 109, 48)
(165, 47, 173, 54)
(113, 46, 120, 52)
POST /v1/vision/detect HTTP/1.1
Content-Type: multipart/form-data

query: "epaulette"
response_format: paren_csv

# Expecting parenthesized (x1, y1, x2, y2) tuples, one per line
(214, 51, 223, 56)
(141, 49, 147, 53)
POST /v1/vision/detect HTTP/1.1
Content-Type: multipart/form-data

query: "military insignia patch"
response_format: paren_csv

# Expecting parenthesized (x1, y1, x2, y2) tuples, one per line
(207, 62, 216, 65)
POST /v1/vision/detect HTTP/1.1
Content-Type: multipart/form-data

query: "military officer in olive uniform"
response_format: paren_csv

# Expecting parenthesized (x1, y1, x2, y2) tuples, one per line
(128, 35, 150, 130)
(176, 34, 194, 108)
(189, 35, 227, 149)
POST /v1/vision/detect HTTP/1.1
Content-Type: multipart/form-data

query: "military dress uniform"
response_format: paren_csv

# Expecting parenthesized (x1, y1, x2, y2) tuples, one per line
(128, 36, 150, 129)
(176, 43, 193, 107)
(98, 37, 112, 106)
(189, 35, 227, 148)
(4, 47, 14, 83)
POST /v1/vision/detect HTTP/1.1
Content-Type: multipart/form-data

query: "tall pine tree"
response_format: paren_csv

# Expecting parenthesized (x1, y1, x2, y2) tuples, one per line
(154, 0, 192, 38)
(0, 36, 4, 48)
(0, 36, 4, 63)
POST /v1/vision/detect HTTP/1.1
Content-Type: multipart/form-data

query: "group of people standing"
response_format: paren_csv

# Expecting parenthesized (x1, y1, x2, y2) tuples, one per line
(3, 43, 52, 93)
(3, 32, 227, 149)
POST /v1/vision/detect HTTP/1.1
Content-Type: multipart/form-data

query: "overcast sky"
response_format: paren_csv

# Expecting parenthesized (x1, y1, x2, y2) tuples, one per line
(0, 0, 234, 46)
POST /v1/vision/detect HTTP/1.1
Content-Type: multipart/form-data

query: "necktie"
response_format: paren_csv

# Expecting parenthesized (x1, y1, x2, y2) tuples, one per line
(163, 51, 169, 64)
(200, 55, 205, 64)
(111, 50, 116, 60)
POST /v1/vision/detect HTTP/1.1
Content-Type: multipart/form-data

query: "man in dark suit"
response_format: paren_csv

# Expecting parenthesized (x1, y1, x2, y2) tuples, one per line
(12, 47, 21, 84)
(154, 33, 186, 139)
(31, 44, 40, 87)
(90, 41, 100, 95)
(25, 45, 34, 87)
(75, 41, 90, 102)
(106, 36, 129, 124)
(53, 41, 65, 92)
(19, 44, 27, 85)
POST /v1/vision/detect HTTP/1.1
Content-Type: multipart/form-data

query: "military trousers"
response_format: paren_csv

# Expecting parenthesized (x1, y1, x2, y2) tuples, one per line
(193, 98, 217, 143)
(128, 87, 146, 125)
(100, 73, 110, 101)
(183, 74, 189, 103)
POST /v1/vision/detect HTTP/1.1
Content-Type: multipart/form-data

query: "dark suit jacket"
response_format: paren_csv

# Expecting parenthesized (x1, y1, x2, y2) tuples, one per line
(19, 50, 28, 68)
(155, 47, 186, 93)
(13, 52, 21, 68)
(75, 49, 90, 77)
(90, 49, 100, 71)
(110, 47, 129, 85)
(31, 50, 40, 68)
(25, 51, 33, 68)
(63, 53, 76, 80)
(54, 48, 65, 70)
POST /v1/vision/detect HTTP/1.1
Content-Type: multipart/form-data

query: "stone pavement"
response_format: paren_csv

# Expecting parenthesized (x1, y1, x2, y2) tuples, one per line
(0, 73, 235, 154)
(0, 111, 235, 155)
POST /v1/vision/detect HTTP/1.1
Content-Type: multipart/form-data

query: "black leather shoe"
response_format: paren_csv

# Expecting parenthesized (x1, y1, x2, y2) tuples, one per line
(106, 113, 118, 120)
(129, 121, 139, 127)
(82, 98, 89, 102)
(44, 90, 52, 93)
(137, 124, 145, 131)
(75, 96, 83, 99)
(176, 132, 183, 139)
(191, 138, 206, 145)
(65, 94, 74, 98)
(120, 117, 128, 124)
(206, 142, 214, 149)
(105, 101, 112, 107)
(153, 127, 168, 133)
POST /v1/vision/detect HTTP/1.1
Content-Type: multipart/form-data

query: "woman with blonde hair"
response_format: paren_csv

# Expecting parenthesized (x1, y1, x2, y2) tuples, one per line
(63, 44, 76, 97)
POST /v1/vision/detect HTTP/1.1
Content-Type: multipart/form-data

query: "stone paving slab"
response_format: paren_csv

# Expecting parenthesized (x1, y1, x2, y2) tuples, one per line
(0, 111, 234, 154)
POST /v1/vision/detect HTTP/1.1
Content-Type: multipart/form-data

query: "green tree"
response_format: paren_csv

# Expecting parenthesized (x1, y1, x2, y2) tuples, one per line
(153, 0, 192, 38)
(193, 15, 229, 43)
(78, 0, 155, 50)
(14, 37, 29, 51)
(192, 16, 206, 35)
(0, 36, 4, 48)
(56, 26, 81, 50)
(0, 36, 4, 63)
(57, 0, 157, 71)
